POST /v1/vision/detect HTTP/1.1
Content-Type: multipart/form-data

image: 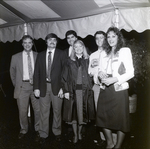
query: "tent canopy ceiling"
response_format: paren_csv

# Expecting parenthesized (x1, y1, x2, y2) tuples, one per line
(0, 0, 150, 42)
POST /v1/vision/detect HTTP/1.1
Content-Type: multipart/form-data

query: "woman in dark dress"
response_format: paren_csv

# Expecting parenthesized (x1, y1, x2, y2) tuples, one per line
(96, 27, 134, 149)
(62, 40, 95, 144)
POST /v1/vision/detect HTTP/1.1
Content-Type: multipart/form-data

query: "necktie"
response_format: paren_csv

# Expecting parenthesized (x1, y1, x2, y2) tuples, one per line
(27, 52, 33, 84)
(48, 51, 52, 81)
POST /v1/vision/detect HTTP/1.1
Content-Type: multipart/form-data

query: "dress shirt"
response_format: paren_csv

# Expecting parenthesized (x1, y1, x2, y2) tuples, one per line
(68, 46, 73, 57)
(88, 49, 108, 84)
(23, 50, 34, 80)
(46, 48, 55, 79)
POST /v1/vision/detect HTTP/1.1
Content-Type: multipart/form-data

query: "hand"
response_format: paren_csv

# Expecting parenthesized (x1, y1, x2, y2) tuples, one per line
(91, 59, 99, 68)
(34, 89, 40, 98)
(101, 77, 118, 86)
(58, 88, 64, 98)
(64, 93, 70, 100)
(98, 71, 108, 79)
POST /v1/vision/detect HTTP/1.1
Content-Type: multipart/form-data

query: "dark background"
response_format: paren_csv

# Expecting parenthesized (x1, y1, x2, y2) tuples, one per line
(0, 29, 150, 149)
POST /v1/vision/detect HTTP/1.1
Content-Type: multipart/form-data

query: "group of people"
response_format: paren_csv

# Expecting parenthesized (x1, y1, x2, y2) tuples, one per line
(10, 26, 134, 149)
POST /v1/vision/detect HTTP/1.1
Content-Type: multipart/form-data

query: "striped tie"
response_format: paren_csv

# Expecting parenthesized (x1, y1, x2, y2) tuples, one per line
(47, 51, 52, 81)
(27, 52, 33, 84)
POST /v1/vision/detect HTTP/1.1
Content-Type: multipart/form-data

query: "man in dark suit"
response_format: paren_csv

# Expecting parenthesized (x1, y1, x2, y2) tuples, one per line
(65, 30, 91, 57)
(33, 33, 66, 144)
(10, 35, 40, 139)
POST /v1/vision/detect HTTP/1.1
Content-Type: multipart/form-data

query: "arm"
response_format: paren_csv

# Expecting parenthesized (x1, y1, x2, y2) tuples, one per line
(10, 55, 16, 86)
(116, 48, 134, 85)
(101, 48, 134, 86)
(33, 54, 41, 96)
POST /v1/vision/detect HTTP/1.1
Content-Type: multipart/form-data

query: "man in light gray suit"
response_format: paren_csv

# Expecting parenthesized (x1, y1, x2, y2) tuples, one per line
(10, 35, 40, 139)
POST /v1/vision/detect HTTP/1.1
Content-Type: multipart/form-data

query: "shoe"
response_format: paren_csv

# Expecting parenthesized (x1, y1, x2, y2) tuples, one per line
(78, 133, 82, 141)
(94, 139, 106, 147)
(28, 117, 31, 124)
(72, 135, 78, 144)
(39, 137, 46, 144)
(18, 133, 26, 139)
(35, 131, 40, 142)
(55, 135, 61, 142)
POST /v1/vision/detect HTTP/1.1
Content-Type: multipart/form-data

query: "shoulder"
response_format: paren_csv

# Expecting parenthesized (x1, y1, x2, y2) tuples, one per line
(89, 50, 98, 57)
(119, 47, 131, 54)
(55, 48, 65, 53)
(11, 52, 22, 58)
(33, 51, 38, 55)
(38, 50, 46, 56)
(119, 47, 132, 59)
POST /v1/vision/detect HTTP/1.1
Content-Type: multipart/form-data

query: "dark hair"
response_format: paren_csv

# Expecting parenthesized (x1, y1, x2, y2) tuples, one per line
(22, 35, 33, 42)
(94, 31, 106, 39)
(106, 26, 124, 55)
(94, 31, 108, 51)
(65, 30, 77, 38)
(45, 33, 58, 42)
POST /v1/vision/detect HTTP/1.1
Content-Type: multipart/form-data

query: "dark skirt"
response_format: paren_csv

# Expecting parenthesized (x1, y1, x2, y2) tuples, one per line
(96, 84, 130, 132)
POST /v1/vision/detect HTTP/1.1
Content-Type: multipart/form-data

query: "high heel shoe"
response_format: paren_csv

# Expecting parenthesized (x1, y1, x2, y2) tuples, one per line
(72, 135, 78, 144)
(78, 133, 82, 141)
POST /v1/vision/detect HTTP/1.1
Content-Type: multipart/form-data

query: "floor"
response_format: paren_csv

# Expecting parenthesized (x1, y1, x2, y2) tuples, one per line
(0, 93, 149, 149)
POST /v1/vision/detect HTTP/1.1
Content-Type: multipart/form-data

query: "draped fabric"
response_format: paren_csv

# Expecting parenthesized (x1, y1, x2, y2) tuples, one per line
(0, 7, 150, 43)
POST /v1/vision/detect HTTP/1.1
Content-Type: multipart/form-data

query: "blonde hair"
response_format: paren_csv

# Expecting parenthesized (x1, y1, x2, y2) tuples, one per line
(70, 40, 89, 61)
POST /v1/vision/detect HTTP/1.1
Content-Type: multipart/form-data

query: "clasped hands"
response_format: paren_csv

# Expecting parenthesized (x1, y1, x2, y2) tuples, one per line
(98, 71, 117, 86)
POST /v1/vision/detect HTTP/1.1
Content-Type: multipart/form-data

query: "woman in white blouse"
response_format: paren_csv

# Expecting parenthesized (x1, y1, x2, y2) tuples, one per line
(96, 26, 134, 149)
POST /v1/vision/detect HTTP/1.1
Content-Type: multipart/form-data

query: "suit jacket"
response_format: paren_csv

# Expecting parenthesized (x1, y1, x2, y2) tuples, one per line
(33, 48, 66, 97)
(10, 51, 37, 99)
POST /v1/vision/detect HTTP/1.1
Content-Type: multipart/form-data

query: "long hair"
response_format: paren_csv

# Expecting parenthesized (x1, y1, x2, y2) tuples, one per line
(70, 40, 89, 61)
(105, 26, 125, 55)
(94, 31, 108, 52)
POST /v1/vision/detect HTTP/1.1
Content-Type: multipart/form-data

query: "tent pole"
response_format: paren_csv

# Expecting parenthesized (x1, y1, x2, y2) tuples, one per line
(115, 8, 119, 28)
(24, 23, 27, 35)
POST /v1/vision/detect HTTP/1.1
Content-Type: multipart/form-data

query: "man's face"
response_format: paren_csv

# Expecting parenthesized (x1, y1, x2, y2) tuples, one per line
(22, 38, 33, 51)
(67, 34, 77, 46)
(46, 38, 57, 49)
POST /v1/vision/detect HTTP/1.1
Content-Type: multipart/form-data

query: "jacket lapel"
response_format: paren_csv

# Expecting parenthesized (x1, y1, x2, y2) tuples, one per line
(18, 52, 23, 76)
(51, 49, 59, 71)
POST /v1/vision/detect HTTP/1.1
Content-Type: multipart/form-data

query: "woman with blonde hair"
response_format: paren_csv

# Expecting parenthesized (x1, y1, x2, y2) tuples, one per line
(62, 40, 95, 144)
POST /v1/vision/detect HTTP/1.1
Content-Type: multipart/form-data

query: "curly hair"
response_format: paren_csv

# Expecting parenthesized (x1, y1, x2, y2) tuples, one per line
(105, 26, 125, 55)
(70, 40, 89, 61)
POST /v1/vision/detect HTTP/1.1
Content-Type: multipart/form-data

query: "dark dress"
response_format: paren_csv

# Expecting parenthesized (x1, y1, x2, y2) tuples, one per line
(62, 57, 95, 124)
(96, 84, 130, 132)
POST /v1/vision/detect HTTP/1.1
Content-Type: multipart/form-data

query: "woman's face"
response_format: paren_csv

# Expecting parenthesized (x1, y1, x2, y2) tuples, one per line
(107, 31, 118, 48)
(74, 42, 84, 55)
(95, 34, 105, 47)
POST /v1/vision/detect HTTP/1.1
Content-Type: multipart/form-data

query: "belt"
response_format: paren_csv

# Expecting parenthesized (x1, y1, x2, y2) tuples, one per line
(22, 80, 29, 82)
(46, 78, 51, 83)
(75, 84, 82, 90)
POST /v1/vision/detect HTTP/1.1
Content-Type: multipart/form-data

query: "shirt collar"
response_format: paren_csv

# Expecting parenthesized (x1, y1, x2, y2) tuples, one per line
(47, 48, 55, 54)
(23, 50, 33, 55)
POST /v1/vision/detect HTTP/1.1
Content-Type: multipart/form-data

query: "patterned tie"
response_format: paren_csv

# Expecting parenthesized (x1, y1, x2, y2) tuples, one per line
(27, 52, 33, 84)
(47, 51, 52, 81)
